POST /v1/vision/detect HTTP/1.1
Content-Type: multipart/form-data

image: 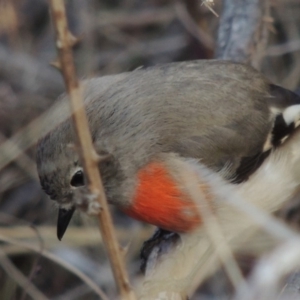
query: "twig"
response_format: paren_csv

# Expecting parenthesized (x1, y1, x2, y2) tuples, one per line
(0, 233, 109, 300)
(19, 225, 44, 300)
(0, 99, 70, 171)
(96, 7, 175, 29)
(267, 39, 300, 56)
(201, 0, 219, 17)
(0, 133, 37, 180)
(251, 0, 271, 70)
(0, 247, 48, 300)
(179, 171, 246, 291)
(0, 224, 152, 249)
(234, 240, 300, 300)
(48, 1, 136, 299)
(277, 4, 300, 90)
(175, 1, 214, 50)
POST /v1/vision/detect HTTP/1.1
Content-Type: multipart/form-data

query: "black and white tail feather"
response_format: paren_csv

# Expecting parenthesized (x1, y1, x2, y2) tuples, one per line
(234, 84, 300, 183)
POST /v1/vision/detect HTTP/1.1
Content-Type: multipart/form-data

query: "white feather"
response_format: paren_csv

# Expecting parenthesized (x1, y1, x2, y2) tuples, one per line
(283, 104, 300, 125)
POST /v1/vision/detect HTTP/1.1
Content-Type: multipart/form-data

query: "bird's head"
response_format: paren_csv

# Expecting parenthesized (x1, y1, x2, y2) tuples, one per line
(36, 121, 126, 241)
(36, 127, 85, 240)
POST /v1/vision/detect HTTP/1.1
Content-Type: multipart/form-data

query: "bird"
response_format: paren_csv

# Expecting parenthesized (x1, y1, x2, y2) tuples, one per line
(36, 60, 300, 241)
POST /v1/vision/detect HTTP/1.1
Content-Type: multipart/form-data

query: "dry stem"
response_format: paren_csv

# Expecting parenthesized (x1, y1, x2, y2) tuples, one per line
(0, 232, 109, 300)
(0, 247, 48, 300)
(48, 1, 135, 299)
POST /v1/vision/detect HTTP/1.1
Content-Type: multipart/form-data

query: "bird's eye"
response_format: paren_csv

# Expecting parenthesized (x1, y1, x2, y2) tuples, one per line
(70, 170, 85, 187)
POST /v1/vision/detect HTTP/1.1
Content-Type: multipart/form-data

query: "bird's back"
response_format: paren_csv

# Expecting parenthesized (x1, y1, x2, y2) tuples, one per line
(82, 60, 274, 179)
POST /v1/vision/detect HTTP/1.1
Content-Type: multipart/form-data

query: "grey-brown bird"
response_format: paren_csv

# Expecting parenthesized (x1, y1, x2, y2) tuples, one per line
(36, 60, 300, 240)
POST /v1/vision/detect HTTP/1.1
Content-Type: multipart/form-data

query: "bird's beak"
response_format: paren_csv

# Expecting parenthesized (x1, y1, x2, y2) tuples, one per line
(57, 207, 75, 241)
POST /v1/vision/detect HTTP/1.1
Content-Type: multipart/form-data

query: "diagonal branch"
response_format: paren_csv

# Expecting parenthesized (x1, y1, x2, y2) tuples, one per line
(48, 1, 136, 299)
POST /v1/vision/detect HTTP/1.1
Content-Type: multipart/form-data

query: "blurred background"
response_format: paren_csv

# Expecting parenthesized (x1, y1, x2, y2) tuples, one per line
(1, 0, 300, 299)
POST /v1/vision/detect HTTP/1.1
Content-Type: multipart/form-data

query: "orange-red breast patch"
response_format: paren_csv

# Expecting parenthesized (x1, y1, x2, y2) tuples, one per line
(122, 162, 202, 232)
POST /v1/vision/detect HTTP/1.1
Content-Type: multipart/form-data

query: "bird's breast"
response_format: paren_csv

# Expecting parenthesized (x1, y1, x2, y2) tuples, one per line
(121, 161, 204, 232)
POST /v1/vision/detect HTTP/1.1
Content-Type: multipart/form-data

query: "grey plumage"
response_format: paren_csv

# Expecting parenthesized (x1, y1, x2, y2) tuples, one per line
(36, 60, 300, 211)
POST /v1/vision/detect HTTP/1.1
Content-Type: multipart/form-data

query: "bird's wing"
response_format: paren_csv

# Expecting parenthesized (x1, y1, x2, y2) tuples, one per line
(173, 85, 300, 183)
(172, 126, 266, 182)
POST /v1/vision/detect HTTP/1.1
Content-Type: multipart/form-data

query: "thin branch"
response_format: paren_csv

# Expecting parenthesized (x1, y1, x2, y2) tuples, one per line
(180, 172, 246, 290)
(48, 1, 136, 299)
(234, 240, 300, 300)
(19, 226, 44, 300)
(251, 0, 271, 70)
(0, 247, 48, 300)
(0, 233, 109, 300)
(201, 0, 219, 17)
(175, 1, 214, 50)
(267, 39, 300, 56)
(95, 7, 175, 29)
(0, 133, 37, 180)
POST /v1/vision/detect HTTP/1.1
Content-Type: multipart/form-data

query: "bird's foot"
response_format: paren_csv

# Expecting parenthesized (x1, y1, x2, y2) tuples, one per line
(73, 187, 102, 215)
